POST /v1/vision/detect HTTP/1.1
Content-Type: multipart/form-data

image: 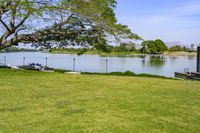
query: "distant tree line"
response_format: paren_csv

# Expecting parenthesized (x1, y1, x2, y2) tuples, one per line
(6, 39, 194, 54)
(51, 43, 137, 55)
(140, 40, 194, 54)
(106, 43, 136, 53)
(168, 45, 190, 52)
(0, 46, 38, 53)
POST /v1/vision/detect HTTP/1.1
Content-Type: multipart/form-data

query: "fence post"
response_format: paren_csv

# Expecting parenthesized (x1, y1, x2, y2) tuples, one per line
(45, 57, 48, 67)
(23, 57, 25, 66)
(73, 58, 75, 71)
(106, 59, 108, 74)
(4, 56, 6, 66)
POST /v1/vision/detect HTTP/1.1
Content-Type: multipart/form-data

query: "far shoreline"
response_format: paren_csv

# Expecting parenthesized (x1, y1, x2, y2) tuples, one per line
(50, 51, 197, 57)
(0, 50, 197, 57)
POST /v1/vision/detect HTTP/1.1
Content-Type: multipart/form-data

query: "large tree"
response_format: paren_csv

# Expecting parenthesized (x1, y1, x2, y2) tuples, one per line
(141, 39, 168, 54)
(0, 0, 140, 50)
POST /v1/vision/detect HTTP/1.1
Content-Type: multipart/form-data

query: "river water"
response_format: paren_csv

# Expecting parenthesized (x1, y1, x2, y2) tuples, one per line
(0, 52, 196, 77)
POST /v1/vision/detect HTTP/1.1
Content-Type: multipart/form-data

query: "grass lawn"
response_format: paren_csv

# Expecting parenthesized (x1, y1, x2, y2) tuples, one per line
(0, 69, 200, 132)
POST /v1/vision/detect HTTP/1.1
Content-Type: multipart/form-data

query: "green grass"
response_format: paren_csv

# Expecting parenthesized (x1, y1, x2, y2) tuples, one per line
(0, 69, 200, 132)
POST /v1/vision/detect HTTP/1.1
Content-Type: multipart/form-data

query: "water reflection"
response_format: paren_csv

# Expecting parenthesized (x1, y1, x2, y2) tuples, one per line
(148, 55, 166, 67)
(168, 56, 178, 60)
(188, 55, 195, 60)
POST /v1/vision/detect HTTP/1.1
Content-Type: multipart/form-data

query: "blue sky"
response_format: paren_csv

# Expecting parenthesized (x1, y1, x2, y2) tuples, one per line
(115, 0, 200, 45)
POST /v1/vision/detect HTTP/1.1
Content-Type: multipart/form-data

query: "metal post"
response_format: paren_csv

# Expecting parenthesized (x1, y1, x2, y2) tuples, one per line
(106, 59, 108, 74)
(45, 57, 48, 67)
(4, 56, 6, 66)
(184, 68, 189, 73)
(197, 46, 200, 72)
(73, 58, 75, 71)
(23, 57, 25, 66)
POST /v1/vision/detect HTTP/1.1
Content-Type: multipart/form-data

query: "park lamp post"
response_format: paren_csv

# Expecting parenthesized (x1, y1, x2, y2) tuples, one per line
(45, 57, 48, 67)
(106, 59, 108, 74)
(23, 57, 25, 66)
(73, 58, 76, 72)
(4, 56, 6, 66)
(197, 46, 200, 73)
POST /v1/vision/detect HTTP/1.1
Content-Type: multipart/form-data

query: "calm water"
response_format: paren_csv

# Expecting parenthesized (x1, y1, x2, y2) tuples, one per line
(0, 52, 196, 77)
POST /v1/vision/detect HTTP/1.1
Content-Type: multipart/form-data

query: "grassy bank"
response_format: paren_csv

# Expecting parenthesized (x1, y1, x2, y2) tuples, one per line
(99, 51, 196, 57)
(163, 51, 196, 56)
(51, 50, 143, 57)
(51, 49, 196, 57)
(0, 69, 200, 132)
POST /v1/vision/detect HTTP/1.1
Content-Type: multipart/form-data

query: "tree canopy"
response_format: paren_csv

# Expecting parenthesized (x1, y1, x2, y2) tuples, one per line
(168, 45, 189, 52)
(0, 0, 141, 50)
(141, 39, 168, 54)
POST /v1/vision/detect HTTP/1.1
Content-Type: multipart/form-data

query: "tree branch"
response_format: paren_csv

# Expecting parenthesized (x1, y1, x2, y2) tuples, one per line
(10, 9, 16, 30)
(15, 13, 30, 29)
(0, 18, 11, 32)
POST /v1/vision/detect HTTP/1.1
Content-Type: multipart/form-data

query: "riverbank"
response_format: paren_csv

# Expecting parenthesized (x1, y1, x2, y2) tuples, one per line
(0, 47, 39, 53)
(51, 50, 196, 57)
(50, 52, 147, 57)
(0, 65, 173, 79)
(163, 51, 196, 56)
(1, 49, 196, 57)
(50, 49, 144, 57)
(0, 68, 200, 132)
